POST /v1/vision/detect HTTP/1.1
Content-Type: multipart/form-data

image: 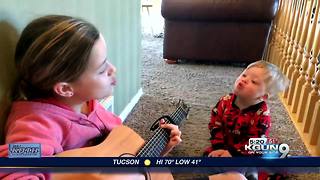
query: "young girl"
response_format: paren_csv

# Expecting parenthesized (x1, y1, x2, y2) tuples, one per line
(0, 15, 181, 179)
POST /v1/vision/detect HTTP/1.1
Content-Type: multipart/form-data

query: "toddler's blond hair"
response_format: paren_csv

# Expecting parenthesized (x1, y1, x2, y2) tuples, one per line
(246, 60, 289, 95)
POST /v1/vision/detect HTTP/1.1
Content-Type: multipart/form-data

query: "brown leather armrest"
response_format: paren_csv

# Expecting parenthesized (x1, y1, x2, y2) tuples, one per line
(161, 0, 279, 22)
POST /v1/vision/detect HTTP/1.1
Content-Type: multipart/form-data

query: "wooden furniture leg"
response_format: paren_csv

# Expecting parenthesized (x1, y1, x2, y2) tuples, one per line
(164, 59, 178, 64)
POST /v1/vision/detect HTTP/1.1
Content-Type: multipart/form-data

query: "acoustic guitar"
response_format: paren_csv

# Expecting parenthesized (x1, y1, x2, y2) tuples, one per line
(52, 100, 189, 180)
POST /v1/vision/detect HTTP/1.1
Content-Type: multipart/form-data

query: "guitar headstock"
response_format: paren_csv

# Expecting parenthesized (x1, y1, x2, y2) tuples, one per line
(173, 99, 190, 124)
(177, 99, 190, 118)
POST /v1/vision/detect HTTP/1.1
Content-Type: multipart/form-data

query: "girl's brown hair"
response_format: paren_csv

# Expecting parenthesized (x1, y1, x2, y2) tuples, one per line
(14, 15, 99, 100)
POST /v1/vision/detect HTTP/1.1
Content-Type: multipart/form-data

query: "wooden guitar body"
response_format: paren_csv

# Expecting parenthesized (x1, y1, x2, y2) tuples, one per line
(52, 125, 174, 180)
(53, 100, 189, 180)
(56, 125, 145, 157)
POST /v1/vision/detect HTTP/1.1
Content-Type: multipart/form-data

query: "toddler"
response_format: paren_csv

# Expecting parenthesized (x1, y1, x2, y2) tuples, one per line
(205, 60, 289, 157)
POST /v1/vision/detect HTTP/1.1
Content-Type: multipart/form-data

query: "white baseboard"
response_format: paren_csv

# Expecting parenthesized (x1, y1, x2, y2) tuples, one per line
(119, 88, 143, 122)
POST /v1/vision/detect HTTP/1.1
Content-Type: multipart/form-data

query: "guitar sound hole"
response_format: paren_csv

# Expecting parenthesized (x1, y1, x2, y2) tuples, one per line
(119, 153, 135, 157)
(118, 153, 151, 180)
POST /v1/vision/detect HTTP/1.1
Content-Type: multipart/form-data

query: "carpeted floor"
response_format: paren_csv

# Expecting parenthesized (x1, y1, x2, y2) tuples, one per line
(123, 34, 319, 179)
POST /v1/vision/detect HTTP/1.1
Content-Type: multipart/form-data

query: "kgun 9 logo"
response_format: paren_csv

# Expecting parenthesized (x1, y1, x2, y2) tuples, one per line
(245, 138, 290, 158)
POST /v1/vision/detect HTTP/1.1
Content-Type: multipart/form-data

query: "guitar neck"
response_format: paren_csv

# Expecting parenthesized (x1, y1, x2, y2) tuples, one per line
(137, 105, 188, 157)
(137, 128, 169, 157)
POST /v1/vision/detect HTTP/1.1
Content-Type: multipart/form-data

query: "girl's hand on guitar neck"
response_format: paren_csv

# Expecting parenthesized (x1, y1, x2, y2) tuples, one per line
(159, 119, 182, 156)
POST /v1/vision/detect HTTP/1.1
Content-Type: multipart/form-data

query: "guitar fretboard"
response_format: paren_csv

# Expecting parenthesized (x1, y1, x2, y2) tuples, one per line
(137, 105, 188, 157)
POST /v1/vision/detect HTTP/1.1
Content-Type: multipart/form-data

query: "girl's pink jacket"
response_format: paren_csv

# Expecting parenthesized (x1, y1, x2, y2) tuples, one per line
(0, 99, 122, 179)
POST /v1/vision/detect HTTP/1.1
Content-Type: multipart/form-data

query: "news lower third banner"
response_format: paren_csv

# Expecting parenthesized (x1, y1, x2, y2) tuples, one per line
(2, 143, 319, 174)
(0, 157, 319, 174)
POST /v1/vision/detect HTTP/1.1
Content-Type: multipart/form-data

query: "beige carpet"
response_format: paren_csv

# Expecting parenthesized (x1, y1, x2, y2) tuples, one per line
(124, 34, 318, 179)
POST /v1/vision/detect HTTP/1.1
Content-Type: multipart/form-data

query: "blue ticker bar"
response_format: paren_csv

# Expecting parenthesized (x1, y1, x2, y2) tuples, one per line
(0, 157, 319, 167)
(0, 157, 319, 174)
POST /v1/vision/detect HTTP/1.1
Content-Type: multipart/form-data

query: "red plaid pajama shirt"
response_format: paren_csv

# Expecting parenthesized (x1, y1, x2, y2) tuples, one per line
(204, 93, 271, 156)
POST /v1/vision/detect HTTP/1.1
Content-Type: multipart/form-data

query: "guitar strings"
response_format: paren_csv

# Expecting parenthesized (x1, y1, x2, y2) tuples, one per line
(138, 107, 182, 157)
(137, 105, 188, 157)
(148, 107, 186, 156)
(139, 105, 188, 156)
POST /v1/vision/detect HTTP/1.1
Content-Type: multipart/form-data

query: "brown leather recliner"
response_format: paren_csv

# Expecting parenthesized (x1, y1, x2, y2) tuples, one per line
(161, 0, 279, 63)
